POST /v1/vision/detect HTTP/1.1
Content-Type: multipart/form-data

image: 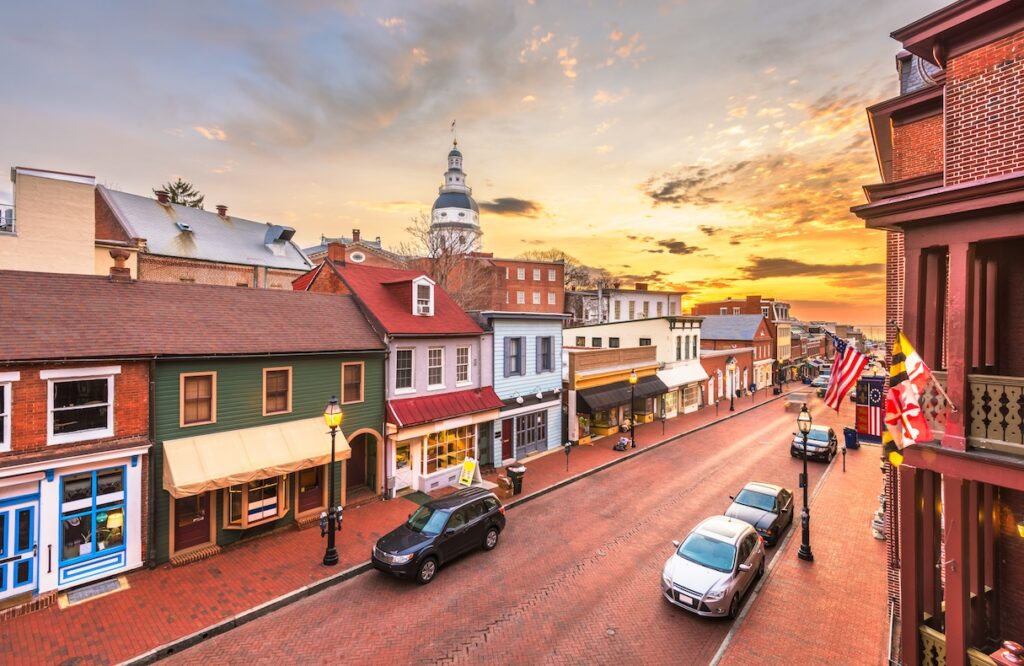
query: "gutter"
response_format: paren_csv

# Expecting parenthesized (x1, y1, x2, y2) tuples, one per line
(147, 358, 157, 569)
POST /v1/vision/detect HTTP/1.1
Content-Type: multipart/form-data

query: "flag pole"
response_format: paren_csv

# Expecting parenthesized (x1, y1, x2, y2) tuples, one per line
(888, 320, 958, 413)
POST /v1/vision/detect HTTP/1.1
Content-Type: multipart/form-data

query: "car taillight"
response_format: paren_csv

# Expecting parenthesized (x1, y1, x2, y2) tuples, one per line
(499, 505, 506, 516)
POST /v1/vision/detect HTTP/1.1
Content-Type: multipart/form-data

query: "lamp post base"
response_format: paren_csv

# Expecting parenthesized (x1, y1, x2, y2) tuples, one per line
(797, 545, 814, 561)
(323, 547, 339, 566)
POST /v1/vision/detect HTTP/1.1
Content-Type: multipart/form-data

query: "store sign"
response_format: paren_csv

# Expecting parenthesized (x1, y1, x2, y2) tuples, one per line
(459, 457, 478, 487)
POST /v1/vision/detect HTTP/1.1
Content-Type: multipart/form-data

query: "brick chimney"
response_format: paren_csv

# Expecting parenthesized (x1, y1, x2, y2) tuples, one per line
(352, 228, 361, 243)
(327, 241, 346, 264)
(634, 283, 649, 291)
(109, 248, 132, 282)
(155, 190, 170, 205)
(216, 204, 228, 218)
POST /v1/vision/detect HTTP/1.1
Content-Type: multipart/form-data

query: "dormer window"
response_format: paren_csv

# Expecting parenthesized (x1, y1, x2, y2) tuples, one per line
(413, 277, 434, 316)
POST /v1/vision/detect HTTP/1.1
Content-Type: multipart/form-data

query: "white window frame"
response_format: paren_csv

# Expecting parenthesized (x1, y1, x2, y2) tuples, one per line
(532, 268, 541, 281)
(516, 291, 525, 305)
(532, 291, 541, 305)
(517, 267, 525, 280)
(0, 371, 18, 453)
(413, 277, 434, 316)
(42, 366, 120, 446)
(456, 346, 471, 386)
(427, 347, 445, 389)
(548, 268, 556, 282)
(395, 348, 415, 393)
(720, 307, 728, 315)
(547, 292, 556, 305)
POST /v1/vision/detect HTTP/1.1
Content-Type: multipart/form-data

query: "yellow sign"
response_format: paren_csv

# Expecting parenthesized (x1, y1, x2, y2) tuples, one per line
(458, 457, 478, 487)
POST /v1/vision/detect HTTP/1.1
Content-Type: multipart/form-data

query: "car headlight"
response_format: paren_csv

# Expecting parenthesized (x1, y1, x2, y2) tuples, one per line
(704, 586, 727, 602)
(390, 552, 414, 564)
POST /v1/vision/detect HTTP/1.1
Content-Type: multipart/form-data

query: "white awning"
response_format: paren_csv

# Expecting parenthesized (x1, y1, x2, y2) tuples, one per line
(657, 363, 710, 388)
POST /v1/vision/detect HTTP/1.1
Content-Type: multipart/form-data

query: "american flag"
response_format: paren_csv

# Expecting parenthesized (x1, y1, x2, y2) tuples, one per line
(824, 333, 868, 411)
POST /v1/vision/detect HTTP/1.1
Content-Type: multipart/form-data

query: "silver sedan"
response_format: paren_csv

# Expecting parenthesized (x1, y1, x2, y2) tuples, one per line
(661, 515, 765, 619)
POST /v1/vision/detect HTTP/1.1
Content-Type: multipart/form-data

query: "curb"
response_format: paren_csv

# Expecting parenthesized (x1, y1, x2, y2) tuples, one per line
(123, 391, 791, 664)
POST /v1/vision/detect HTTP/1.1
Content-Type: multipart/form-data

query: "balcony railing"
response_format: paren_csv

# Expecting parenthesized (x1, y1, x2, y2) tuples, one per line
(0, 203, 13, 234)
(918, 624, 997, 666)
(921, 371, 948, 437)
(968, 374, 1024, 454)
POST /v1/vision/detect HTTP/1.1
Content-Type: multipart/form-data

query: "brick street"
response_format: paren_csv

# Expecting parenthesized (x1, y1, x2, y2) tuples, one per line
(165, 396, 882, 666)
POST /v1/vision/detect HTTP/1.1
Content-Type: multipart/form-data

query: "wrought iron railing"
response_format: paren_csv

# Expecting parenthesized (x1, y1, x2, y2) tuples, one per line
(968, 374, 1024, 454)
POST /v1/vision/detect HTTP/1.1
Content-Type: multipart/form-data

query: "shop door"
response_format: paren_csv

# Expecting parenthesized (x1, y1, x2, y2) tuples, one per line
(348, 436, 366, 488)
(298, 466, 325, 513)
(0, 500, 37, 600)
(174, 493, 211, 552)
(501, 420, 513, 461)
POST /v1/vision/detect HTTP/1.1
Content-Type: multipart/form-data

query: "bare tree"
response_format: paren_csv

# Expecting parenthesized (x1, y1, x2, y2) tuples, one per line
(398, 212, 497, 310)
(518, 248, 615, 290)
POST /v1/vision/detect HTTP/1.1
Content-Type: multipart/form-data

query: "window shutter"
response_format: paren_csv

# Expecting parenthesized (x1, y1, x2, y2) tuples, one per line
(519, 337, 527, 375)
(503, 337, 512, 378)
(535, 336, 542, 374)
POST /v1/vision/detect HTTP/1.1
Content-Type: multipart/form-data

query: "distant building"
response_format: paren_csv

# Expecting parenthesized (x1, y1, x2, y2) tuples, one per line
(304, 230, 404, 268)
(698, 314, 774, 394)
(693, 295, 793, 381)
(430, 140, 482, 252)
(566, 283, 683, 325)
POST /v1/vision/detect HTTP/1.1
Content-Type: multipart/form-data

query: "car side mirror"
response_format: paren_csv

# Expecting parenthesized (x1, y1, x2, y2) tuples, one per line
(672, 540, 680, 549)
(445, 528, 456, 537)
(738, 563, 752, 572)
(729, 495, 735, 501)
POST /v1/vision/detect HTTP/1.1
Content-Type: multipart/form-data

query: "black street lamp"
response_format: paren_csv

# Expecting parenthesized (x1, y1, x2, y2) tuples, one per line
(322, 396, 344, 566)
(797, 403, 814, 562)
(628, 369, 638, 448)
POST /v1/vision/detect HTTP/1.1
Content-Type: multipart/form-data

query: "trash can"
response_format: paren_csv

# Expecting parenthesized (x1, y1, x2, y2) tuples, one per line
(507, 464, 527, 495)
(843, 426, 859, 450)
(773, 386, 783, 395)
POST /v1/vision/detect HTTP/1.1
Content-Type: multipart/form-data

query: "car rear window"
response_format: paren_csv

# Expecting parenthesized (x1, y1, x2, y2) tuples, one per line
(678, 533, 736, 573)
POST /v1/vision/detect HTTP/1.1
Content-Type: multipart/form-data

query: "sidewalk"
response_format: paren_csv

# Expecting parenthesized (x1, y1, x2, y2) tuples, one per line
(714, 435, 889, 665)
(0, 388, 782, 666)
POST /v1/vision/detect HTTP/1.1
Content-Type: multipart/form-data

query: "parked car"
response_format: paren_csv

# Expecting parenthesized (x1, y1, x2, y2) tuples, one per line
(724, 482, 794, 547)
(372, 487, 505, 585)
(790, 424, 838, 462)
(661, 515, 765, 619)
(810, 375, 830, 390)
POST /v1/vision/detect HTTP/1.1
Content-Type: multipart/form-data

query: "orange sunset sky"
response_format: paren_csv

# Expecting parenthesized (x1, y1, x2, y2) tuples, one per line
(0, 0, 949, 326)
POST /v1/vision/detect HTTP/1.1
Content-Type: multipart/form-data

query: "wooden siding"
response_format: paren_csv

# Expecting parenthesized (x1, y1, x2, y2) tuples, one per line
(152, 353, 384, 562)
(492, 319, 563, 399)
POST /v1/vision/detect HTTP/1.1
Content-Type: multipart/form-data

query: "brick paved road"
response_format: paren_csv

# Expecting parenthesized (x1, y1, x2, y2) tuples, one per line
(167, 398, 854, 666)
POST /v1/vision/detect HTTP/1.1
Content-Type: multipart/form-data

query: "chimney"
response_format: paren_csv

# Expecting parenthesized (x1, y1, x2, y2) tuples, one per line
(327, 241, 346, 264)
(634, 282, 648, 291)
(155, 190, 170, 205)
(108, 249, 132, 282)
(352, 228, 361, 243)
(216, 204, 228, 218)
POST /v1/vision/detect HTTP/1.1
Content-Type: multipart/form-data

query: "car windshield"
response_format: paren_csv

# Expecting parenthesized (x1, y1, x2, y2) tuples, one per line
(808, 429, 830, 442)
(734, 489, 775, 512)
(406, 505, 451, 536)
(677, 533, 736, 573)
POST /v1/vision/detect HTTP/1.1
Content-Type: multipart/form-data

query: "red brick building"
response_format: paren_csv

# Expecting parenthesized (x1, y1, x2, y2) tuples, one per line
(699, 348, 755, 407)
(852, 2, 1024, 663)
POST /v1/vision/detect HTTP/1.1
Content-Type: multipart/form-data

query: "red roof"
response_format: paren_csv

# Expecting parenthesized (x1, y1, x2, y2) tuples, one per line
(291, 264, 321, 291)
(331, 264, 482, 336)
(387, 387, 503, 428)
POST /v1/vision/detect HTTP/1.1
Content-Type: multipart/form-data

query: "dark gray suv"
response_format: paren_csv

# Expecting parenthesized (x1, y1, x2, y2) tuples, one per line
(372, 487, 506, 585)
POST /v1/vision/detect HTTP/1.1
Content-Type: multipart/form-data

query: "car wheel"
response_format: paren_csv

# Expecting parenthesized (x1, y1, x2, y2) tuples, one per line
(483, 526, 499, 551)
(728, 594, 740, 619)
(416, 557, 438, 585)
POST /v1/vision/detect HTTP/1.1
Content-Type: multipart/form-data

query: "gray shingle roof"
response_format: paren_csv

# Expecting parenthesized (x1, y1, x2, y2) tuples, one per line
(699, 314, 765, 341)
(99, 187, 312, 271)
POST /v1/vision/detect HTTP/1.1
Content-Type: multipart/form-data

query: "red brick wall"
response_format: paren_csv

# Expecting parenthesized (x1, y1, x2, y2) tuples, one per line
(94, 190, 132, 243)
(3, 361, 149, 459)
(492, 260, 565, 313)
(892, 115, 944, 180)
(946, 32, 1024, 185)
(998, 487, 1024, 638)
(138, 255, 305, 289)
(306, 264, 353, 295)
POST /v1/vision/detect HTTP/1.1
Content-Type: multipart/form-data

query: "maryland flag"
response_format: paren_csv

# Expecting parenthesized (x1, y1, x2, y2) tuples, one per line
(882, 330, 935, 465)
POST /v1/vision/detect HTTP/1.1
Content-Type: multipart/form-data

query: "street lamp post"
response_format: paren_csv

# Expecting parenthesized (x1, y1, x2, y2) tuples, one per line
(797, 403, 814, 562)
(628, 369, 638, 448)
(727, 358, 737, 412)
(322, 396, 344, 566)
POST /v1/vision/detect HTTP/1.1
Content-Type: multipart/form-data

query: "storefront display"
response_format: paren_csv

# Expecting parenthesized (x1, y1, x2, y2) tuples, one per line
(424, 426, 476, 474)
(60, 467, 126, 565)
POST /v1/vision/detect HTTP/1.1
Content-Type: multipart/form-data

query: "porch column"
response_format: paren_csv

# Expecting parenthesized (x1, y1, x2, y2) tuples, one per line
(968, 481, 986, 647)
(903, 246, 923, 353)
(943, 475, 970, 666)
(922, 250, 945, 369)
(921, 471, 941, 619)
(899, 465, 922, 666)
(943, 242, 975, 451)
(984, 260, 997, 369)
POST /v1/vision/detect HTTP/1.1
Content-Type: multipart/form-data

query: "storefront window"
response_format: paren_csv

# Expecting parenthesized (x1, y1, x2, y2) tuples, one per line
(60, 467, 126, 564)
(225, 476, 288, 528)
(578, 414, 591, 438)
(424, 426, 476, 474)
(395, 442, 411, 470)
(515, 411, 547, 449)
(664, 390, 679, 414)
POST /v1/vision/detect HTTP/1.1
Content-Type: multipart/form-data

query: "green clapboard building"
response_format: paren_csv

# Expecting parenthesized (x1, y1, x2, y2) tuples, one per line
(149, 286, 385, 565)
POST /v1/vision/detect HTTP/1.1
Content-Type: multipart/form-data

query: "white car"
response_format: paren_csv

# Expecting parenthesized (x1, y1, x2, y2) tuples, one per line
(661, 516, 765, 619)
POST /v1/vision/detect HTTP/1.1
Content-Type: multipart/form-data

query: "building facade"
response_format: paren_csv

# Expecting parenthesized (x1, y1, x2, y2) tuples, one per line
(567, 283, 683, 325)
(692, 295, 794, 382)
(698, 314, 775, 393)
(852, 2, 1024, 663)
(563, 316, 707, 417)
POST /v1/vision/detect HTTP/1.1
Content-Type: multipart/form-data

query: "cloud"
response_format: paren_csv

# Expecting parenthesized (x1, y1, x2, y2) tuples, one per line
(595, 144, 613, 154)
(648, 239, 702, 255)
(521, 94, 537, 103)
(698, 225, 721, 236)
(557, 39, 579, 78)
(193, 126, 227, 141)
(479, 197, 542, 217)
(410, 47, 429, 65)
(739, 256, 883, 281)
(518, 29, 555, 63)
(377, 17, 404, 31)
(593, 88, 627, 106)
(727, 106, 748, 118)
(640, 161, 751, 207)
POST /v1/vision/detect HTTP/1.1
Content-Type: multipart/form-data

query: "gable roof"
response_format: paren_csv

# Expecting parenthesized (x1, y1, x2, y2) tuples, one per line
(98, 187, 313, 271)
(699, 314, 768, 341)
(328, 263, 482, 336)
(0, 270, 383, 362)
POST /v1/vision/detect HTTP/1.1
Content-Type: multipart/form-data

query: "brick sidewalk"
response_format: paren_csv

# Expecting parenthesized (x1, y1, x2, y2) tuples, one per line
(715, 432, 889, 665)
(0, 387, 785, 666)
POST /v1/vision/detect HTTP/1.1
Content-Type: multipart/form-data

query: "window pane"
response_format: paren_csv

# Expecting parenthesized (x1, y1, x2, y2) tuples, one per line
(396, 350, 413, 389)
(183, 375, 213, 424)
(343, 365, 362, 402)
(177, 494, 207, 527)
(53, 405, 108, 434)
(62, 514, 91, 561)
(96, 468, 124, 496)
(62, 472, 93, 503)
(0, 513, 5, 556)
(299, 467, 321, 493)
(228, 486, 243, 525)
(53, 379, 107, 409)
(17, 509, 31, 552)
(14, 560, 31, 585)
(265, 370, 289, 413)
(95, 505, 124, 551)
(247, 477, 280, 522)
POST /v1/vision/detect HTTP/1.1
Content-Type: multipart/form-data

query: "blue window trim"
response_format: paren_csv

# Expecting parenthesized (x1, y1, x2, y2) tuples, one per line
(14, 505, 34, 555)
(58, 465, 128, 568)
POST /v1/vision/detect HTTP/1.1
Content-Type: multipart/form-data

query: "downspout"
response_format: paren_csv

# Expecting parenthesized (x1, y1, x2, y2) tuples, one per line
(147, 358, 157, 569)
(382, 336, 391, 500)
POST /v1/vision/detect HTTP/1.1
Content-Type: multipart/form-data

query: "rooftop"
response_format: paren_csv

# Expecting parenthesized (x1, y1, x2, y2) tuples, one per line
(699, 314, 767, 341)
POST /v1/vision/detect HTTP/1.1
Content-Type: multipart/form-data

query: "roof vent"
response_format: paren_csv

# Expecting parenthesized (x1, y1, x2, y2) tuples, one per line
(216, 204, 228, 218)
(176, 221, 193, 233)
(264, 225, 296, 244)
